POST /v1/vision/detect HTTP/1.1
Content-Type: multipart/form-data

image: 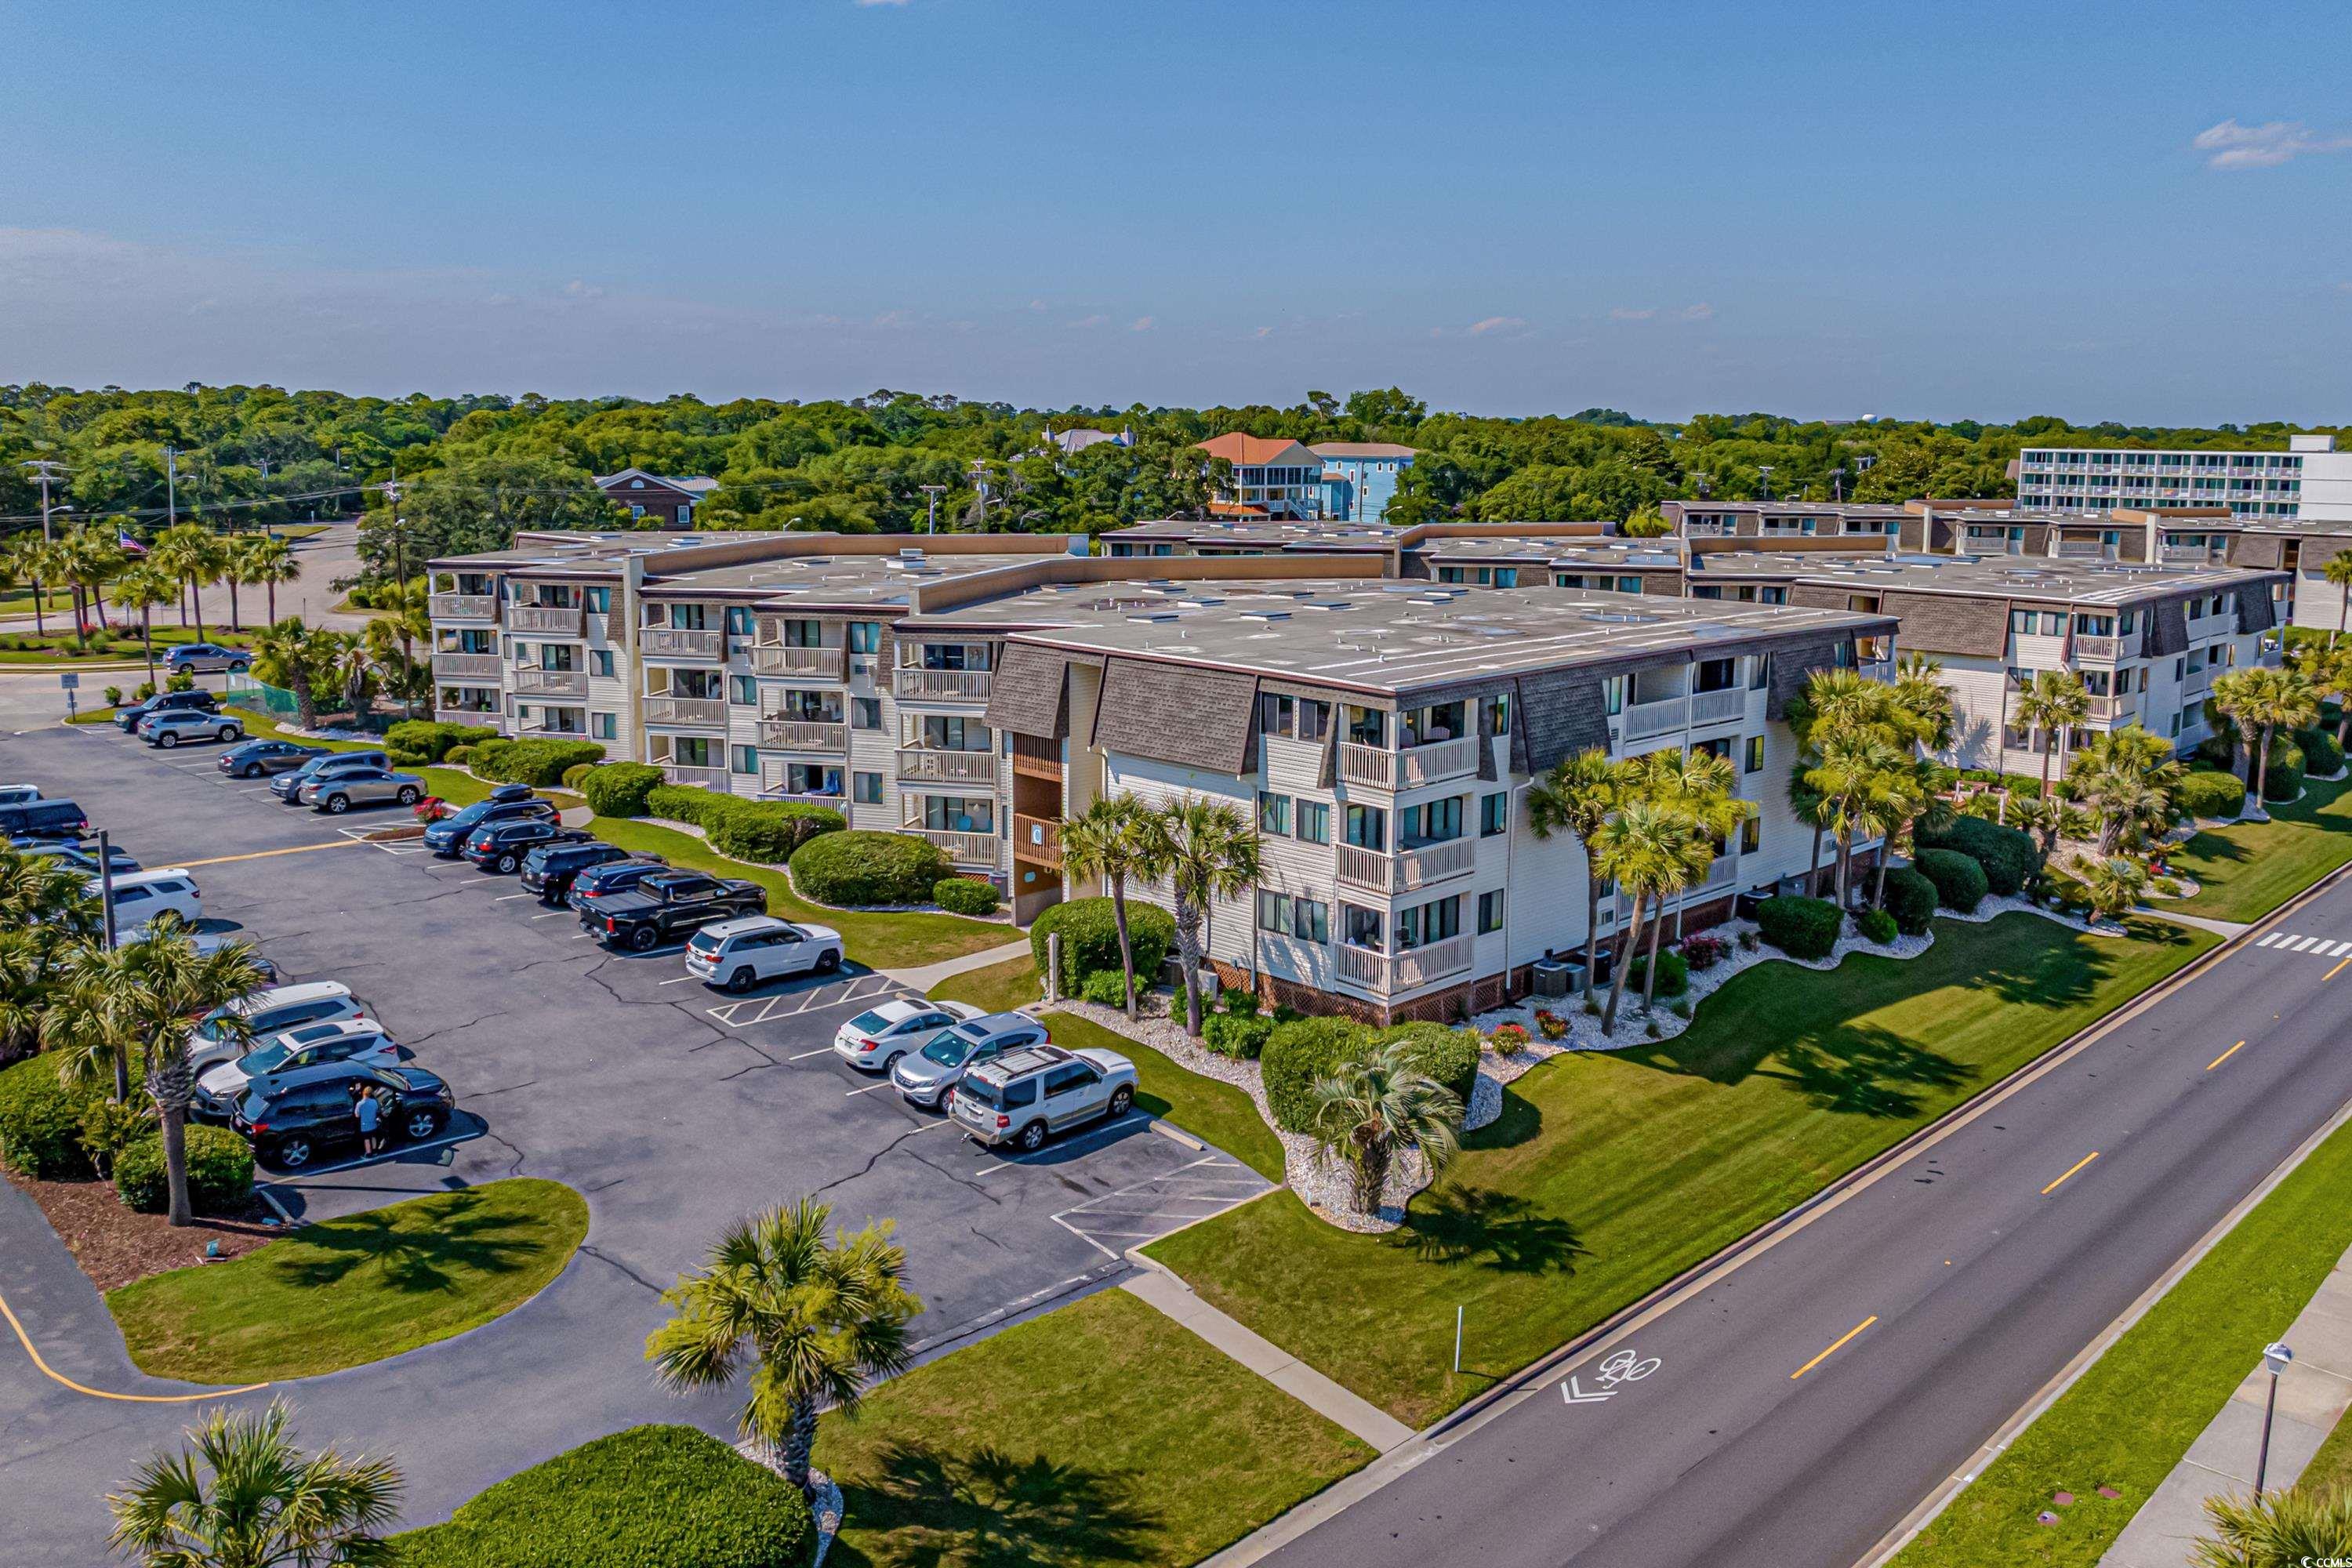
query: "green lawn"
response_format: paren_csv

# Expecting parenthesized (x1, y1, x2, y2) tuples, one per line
(587, 816, 1008, 971)
(1891, 1117, 2352, 1566)
(928, 953, 1042, 1015)
(2169, 775, 2352, 924)
(107, 1179, 587, 1383)
(1148, 913, 2217, 1427)
(812, 1287, 1373, 1568)
(0, 585, 75, 616)
(0, 623, 260, 665)
(2301, 1400, 2352, 1501)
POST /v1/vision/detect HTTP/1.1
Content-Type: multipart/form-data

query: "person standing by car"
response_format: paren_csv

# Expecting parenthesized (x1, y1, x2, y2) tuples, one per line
(353, 1083, 383, 1157)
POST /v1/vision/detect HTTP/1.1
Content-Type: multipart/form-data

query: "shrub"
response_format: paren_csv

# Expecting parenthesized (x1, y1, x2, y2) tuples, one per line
(1915, 815, 2038, 897)
(1857, 907, 1900, 945)
(561, 762, 597, 791)
(2195, 731, 2240, 771)
(1624, 947, 1690, 998)
(1260, 1017, 1479, 1133)
(1218, 986, 1260, 1017)
(1486, 1022, 1530, 1055)
(1881, 866, 1938, 936)
(113, 1126, 254, 1215)
(1914, 847, 1989, 913)
(165, 669, 195, 692)
(1679, 933, 1730, 972)
(0, 1057, 101, 1180)
(645, 784, 718, 825)
(1737, 927, 1759, 952)
(1534, 1008, 1569, 1040)
(77, 1096, 154, 1178)
(1754, 895, 1841, 960)
(2298, 727, 2345, 779)
(136, 681, 157, 701)
(446, 743, 477, 766)
(391, 1424, 815, 1568)
(706, 801, 841, 865)
(1030, 897, 1175, 994)
(103, 684, 123, 706)
(1079, 968, 1134, 1007)
(2263, 740, 2307, 804)
(790, 829, 952, 906)
(2178, 768, 2247, 819)
(1203, 1011, 1276, 1060)
(383, 720, 498, 764)
(477, 739, 604, 788)
(581, 761, 664, 818)
(932, 877, 1000, 916)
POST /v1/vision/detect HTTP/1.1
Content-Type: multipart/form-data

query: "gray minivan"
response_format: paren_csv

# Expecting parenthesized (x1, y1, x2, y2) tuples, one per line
(270, 751, 390, 803)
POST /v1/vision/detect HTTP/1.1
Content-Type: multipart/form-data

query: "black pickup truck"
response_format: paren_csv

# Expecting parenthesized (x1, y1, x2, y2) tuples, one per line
(579, 869, 766, 950)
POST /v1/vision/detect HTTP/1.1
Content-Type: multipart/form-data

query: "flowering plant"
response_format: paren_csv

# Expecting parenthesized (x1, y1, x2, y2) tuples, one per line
(1533, 1009, 1569, 1040)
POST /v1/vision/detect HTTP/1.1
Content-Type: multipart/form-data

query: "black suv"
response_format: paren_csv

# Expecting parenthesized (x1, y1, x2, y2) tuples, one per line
(423, 785, 553, 857)
(463, 818, 591, 873)
(0, 799, 89, 841)
(230, 1063, 456, 1171)
(520, 840, 637, 904)
(580, 869, 766, 951)
(114, 689, 219, 733)
(567, 855, 672, 912)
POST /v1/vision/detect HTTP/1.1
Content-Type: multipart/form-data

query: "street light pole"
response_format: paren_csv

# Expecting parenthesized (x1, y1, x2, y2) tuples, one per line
(1757, 465, 1775, 502)
(165, 446, 179, 528)
(24, 459, 68, 541)
(920, 484, 946, 536)
(2256, 1341, 2293, 1493)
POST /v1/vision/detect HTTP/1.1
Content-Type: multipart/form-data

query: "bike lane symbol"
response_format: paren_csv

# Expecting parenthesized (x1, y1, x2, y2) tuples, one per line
(1563, 1347, 1661, 1405)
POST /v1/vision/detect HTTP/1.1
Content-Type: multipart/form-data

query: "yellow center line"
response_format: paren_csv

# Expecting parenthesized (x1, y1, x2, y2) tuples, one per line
(1791, 1315, 1878, 1380)
(2207, 1040, 2247, 1071)
(2042, 1151, 2100, 1196)
(176, 840, 362, 869)
(0, 1287, 268, 1403)
(2328, 955, 2352, 982)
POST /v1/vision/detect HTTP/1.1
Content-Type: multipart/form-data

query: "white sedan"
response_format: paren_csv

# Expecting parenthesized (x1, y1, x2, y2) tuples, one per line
(833, 999, 986, 1073)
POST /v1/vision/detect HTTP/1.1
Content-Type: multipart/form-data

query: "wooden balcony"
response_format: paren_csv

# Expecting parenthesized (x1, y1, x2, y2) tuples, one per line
(658, 764, 732, 792)
(506, 603, 585, 637)
(514, 667, 589, 699)
(1334, 733, 1480, 791)
(894, 666, 995, 702)
(644, 695, 728, 728)
(1012, 813, 1062, 866)
(905, 827, 997, 866)
(897, 747, 997, 784)
(640, 626, 725, 660)
(1335, 931, 1475, 994)
(1334, 836, 1476, 894)
(760, 718, 848, 751)
(430, 593, 497, 622)
(753, 645, 846, 680)
(430, 652, 503, 680)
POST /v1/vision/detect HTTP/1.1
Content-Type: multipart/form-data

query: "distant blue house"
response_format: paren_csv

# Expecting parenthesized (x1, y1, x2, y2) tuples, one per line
(1311, 442, 1417, 524)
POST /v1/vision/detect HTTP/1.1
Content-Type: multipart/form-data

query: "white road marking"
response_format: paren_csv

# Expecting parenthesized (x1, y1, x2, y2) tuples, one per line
(658, 975, 697, 985)
(2258, 932, 2285, 948)
(789, 1046, 837, 1061)
(493, 893, 533, 902)
(2331, 942, 2352, 957)
(528, 911, 565, 920)
(844, 1081, 895, 1096)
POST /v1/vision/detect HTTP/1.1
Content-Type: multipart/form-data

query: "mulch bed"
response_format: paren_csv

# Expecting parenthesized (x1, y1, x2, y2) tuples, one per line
(5, 1169, 281, 1293)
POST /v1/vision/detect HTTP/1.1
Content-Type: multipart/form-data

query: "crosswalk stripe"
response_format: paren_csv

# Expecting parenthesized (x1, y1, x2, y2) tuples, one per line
(2259, 932, 2285, 948)
(2330, 942, 2352, 957)
(2291, 936, 2321, 952)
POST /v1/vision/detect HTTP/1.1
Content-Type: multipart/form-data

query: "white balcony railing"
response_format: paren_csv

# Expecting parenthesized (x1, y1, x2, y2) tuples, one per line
(1690, 688, 1746, 725)
(434, 707, 499, 728)
(514, 667, 589, 698)
(753, 645, 846, 680)
(640, 626, 725, 659)
(1335, 734, 1481, 791)
(506, 603, 585, 636)
(893, 667, 994, 702)
(430, 652, 503, 680)
(906, 827, 997, 866)
(1336, 931, 1476, 994)
(760, 718, 848, 751)
(430, 593, 497, 622)
(2053, 540, 2108, 560)
(644, 695, 728, 728)
(658, 764, 732, 792)
(2073, 635, 2118, 661)
(2086, 693, 2138, 723)
(1334, 836, 1477, 894)
(1620, 695, 1687, 742)
(895, 748, 997, 783)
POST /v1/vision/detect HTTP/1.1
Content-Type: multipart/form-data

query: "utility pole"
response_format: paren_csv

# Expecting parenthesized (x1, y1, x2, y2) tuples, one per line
(919, 484, 947, 536)
(1756, 465, 1775, 502)
(164, 445, 179, 528)
(24, 459, 67, 541)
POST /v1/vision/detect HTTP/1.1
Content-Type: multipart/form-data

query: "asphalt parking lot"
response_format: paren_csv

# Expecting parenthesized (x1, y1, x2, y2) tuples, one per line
(16, 715, 1270, 1355)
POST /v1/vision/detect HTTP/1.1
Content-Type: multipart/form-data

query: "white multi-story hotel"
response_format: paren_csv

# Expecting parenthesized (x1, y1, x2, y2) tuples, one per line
(2015, 434, 2352, 521)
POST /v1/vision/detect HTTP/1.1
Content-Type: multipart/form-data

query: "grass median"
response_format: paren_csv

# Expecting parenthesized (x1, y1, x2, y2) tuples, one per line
(1147, 912, 2217, 1428)
(1890, 1115, 2352, 1567)
(2169, 775, 2352, 924)
(107, 1178, 588, 1383)
(813, 1286, 1374, 1568)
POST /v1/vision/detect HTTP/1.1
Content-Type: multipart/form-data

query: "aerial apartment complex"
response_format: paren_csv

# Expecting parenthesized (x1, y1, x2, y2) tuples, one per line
(2013, 433, 2352, 521)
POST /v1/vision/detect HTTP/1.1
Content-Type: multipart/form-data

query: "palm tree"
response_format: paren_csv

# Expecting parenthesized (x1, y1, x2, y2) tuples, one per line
(1525, 749, 1632, 994)
(42, 942, 144, 1102)
(2325, 550, 2352, 647)
(250, 617, 340, 728)
(1309, 1041, 1463, 1216)
(2292, 641, 2352, 749)
(1143, 796, 1262, 1036)
(2078, 856, 2151, 932)
(24, 535, 71, 637)
(107, 1400, 402, 1568)
(2013, 670, 2092, 797)
(1628, 745, 1749, 956)
(2190, 1484, 2352, 1566)
(3, 535, 54, 635)
(115, 924, 270, 1225)
(2013, 792, 2067, 858)
(645, 1198, 920, 1493)
(1054, 793, 1157, 1016)
(244, 535, 299, 624)
(2067, 726, 2187, 855)
(358, 578, 431, 716)
(1892, 652, 1957, 753)
(151, 523, 227, 640)
(58, 526, 125, 641)
(2214, 666, 2319, 811)
(223, 535, 263, 632)
(111, 563, 178, 695)
(1807, 726, 1907, 913)
(1591, 797, 1698, 1034)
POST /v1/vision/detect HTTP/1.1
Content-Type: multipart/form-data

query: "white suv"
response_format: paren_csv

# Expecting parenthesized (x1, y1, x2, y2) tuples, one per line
(833, 999, 985, 1073)
(951, 1044, 1138, 1153)
(193, 982, 368, 1073)
(195, 1018, 401, 1117)
(103, 869, 203, 935)
(684, 916, 845, 993)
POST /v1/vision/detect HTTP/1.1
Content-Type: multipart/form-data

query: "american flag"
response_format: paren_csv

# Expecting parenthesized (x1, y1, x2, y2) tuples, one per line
(117, 532, 147, 555)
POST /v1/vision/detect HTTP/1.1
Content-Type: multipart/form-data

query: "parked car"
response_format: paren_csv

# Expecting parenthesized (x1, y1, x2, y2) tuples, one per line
(270, 751, 391, 802)
(833, 999, 988, 1074)
(191, 929, 278, 982)
(0, 784, 40, 806)
(230, 1063, 455, 1171)
(891, 1011, 1051, 1109)
(580, 869, 766, 951)
(27, 840, 139, 877)
(951, 1043, 1138, 1152)
(193, 981, 368, 1074)
(299, 768, 426, 814)
(102, 869, 202, 934)
(684, 916, 844, 993)
(195, 1018, 401, 1121)
(462, 818, 590, 873)
(0, 799, 89, 840)
(519, 840, 637, 904)
(566, 855, 671, 912)
(218, 739, 328, 779)
(114, 690, 219, 733)
(140, 709, 244, 748)
(421, 784, 550, 856)
(164, 642, 251, 675)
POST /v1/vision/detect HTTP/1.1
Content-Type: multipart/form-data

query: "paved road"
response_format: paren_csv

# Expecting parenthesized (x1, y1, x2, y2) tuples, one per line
(0, 520, 371, 635)
(1258, 881, 2352, 1568)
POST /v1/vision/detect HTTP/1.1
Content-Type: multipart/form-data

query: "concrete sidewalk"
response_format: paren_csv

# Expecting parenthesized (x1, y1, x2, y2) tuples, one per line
(2102, 1244, 2352, 1566)
(885, 935, 1033, 993)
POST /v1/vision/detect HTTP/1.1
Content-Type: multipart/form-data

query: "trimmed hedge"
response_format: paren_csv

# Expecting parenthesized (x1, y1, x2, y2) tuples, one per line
(1914, 847, 1988, 914)
(470, 738, 605, 787)
(1203, 1011, 1276, 1060)
(580, 762, 664, 818)
(2178, 768, 2247, 819)
(1755, 895, 1841, 960)
(2298, 727, 2345, 779)
(393, 1425, 815, 1568)
(1079, 968, 1132, 1007)
(1881, 866, 1938, 937)
(446, 743, 477, 766)
(383, 719, 498, 764)
(1031, 896, 1175, 993)
(790, 829, 952, 906)
(1857, 907, 1900, 945)
(560, 762, 597, 791)
(1624, 948, 1689, 998)
(0, 1055, 101, 1180)
(1915, 815, 2038, 897)
(932, 877, 1000, 916)
(1261, 1018, 1480, 1134)
(642, 785, 843, 865)
(114, 1126, 254, 1215)
(2264, 739, 2307, 804)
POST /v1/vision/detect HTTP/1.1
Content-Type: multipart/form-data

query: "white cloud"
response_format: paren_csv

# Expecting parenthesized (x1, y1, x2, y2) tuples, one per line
(563, 279, 605, 300)
(1680, 302, 1714, 321)
(1608, 307, 1655, 321)
(1129, 315, 1155, 332)
(1254, 325, 1274, 339)
(1067, 314, 1108, 328)
(1465, 315, 1526, 336)
(869, 308, 913, 328)
(2194, 118, 2352, 169)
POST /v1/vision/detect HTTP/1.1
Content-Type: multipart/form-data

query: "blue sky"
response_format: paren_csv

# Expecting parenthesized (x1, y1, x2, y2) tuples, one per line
(2, 0, 2347, 423)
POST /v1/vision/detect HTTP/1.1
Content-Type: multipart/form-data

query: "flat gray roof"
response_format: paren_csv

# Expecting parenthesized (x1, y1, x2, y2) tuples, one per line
(1690, 550, 2283, 605)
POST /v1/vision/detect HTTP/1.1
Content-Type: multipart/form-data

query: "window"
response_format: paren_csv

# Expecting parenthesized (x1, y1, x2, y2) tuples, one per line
(854, 771, 884, 804)
(1297, 800, 1330, 844)
(731, 675, 757, 706)
(1484, 691, 1511, 735)
(591, 649, 615, 677)
(1616, 576, 1641, 593)
(1694, 658, 1737, 693)
(848, 622, 881, 655)
(1494, 567, 1519, 589)
(851, 698, 882, 731)
(669, 603, 709, 631)
(1400, 797, 1463, 846)
(919, 715, 988, 750)
(1298, 700, 1331, 743)
(1256, 890, 1293, 934)
(919, 795, 992, 832)
(1396, 895, 1462, 949)
(1292, 897, 1330, 944)
(670, 736, 717, 768)
(780, 619, 822, 648)
(1259, 692, 1295, 737)
(1481, 792, 1508, 837)
(1344, 803, 1386, 850)
(585, 587, 610, 613)
(1478, 890, 1504, 935)
(1740, 815, 1760, 855)
(1744, 735, 1765, 774)
(1345, 706, 1388, 747)
(724, 606, 755, 637)
(1258, 791, 1292, 836)
(1343, 904, 1385, 950)
(593, 712, 617, 740)
(731, 746, 757, 775)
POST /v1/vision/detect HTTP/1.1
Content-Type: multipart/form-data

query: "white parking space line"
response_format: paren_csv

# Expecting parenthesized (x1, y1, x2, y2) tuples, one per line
(528, 911, 566, 920)
(1051, 1214, 1122, 1261)
(254, 1130, 472, 1183)
(844, 1081, 895, 1096)
(493, 892, 534, 902)
(789, 1046, 837, 1061)
(658, 975, 696, 985)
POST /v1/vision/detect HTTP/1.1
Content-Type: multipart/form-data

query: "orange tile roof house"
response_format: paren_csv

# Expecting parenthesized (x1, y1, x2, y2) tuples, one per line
(1196, 433, 1326, 519)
